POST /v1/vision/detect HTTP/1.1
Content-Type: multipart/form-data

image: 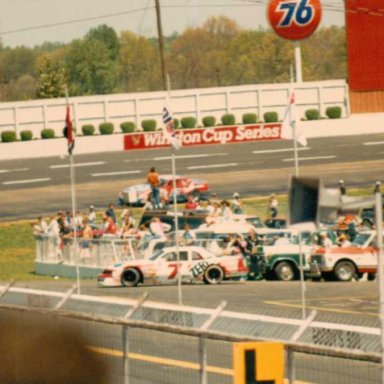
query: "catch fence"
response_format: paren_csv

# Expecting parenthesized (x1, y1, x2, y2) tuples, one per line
(0, 283, 381, 384)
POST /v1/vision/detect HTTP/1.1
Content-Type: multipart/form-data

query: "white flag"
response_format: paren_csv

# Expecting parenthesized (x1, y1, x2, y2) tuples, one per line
(162, 107, 182, 150)
(281, 91, 307, 147)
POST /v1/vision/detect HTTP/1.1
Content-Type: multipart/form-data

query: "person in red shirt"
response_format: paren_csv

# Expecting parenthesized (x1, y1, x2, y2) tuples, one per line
(185, 194, 199, 210)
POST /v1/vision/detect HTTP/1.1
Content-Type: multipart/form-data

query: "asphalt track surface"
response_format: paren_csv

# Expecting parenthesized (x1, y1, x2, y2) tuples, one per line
(1, 132, 384, 221)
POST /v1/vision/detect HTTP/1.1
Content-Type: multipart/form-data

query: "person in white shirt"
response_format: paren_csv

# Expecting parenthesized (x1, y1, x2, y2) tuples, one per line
(47, 216, 62, 261)
(88, 205, 96, 224)
(320, 232, 333, 248)
(219, 200, 232, 222)
(231, 192, 243, 214)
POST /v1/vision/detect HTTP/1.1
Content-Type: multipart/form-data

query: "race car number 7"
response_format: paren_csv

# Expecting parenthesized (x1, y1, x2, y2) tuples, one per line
(278, 0, 314, 27)
(168, 263, 179, 279)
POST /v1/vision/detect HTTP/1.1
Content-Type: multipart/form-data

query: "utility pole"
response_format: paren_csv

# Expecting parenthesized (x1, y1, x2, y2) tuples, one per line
(155, 0, 167, 90)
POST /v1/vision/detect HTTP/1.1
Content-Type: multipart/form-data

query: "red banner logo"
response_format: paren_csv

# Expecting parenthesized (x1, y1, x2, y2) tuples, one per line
(124, 124, 282, 150)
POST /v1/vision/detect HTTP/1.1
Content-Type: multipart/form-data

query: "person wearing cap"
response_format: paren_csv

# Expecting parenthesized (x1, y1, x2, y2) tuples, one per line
(339, 179, 346, 195)
(231, 192, 243, 214)
(337, 233, 351, 248)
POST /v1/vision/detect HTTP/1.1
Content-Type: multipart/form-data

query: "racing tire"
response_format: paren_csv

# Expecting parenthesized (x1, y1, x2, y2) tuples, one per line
(333, 261, 356, 282)
(203, 265, 224, 285)
(368, 273, 377, 281)
(274, 261, 297, 281)
(121, 268, 141, 287)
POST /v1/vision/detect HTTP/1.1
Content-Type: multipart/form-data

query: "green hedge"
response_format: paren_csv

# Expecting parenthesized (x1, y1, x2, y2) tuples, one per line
(173, 118, 179, 129)
(263, 111, 279, 123)
(305, 109, 320, 120)
(82, 124, 95, 136)
(242, 113, 257, 124)
(202, 116, 216, 127)
(180, 116, 196, 129)
(99, 122, 114, 135)
(141, 119, 157, 132)
(1, 130, 17, 143)
(221, 114, 236, 126)
(326, 106, 342, 119)
(120, 121, 136, 133)
(20, 130, 33, 141)
(41, 128, 55, 139)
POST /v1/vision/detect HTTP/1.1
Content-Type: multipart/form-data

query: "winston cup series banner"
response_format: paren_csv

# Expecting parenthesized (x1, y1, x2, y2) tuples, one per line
(124, 124, 281, 150)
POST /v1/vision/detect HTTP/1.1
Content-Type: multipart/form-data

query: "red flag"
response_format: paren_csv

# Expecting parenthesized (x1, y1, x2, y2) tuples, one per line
(65, 104, 75, 155)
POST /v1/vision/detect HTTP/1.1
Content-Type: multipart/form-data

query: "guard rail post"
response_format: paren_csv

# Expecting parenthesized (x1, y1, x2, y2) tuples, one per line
(122, 293, 149, 384)
(198, 301, 227, 384)
(287, 310, 317, 384)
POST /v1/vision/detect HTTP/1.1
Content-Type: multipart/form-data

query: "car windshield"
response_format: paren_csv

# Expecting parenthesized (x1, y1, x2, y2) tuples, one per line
(149, 249, 164, 261)
(352, 233, 372, 246)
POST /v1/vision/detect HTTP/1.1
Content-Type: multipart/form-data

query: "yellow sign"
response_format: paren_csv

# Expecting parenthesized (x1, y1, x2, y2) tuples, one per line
(233, 342, 284, 384)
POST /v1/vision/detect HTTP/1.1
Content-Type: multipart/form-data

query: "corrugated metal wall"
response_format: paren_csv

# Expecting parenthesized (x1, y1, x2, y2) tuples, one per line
(349, 91, 384, 113)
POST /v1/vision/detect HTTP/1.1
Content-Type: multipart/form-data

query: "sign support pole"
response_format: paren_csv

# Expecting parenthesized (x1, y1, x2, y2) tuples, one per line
(374, 182, 384, 383)
(294, 41, 303, 83)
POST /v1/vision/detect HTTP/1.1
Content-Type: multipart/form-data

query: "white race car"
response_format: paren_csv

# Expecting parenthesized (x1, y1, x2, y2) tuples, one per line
(97, 245, 248, 287)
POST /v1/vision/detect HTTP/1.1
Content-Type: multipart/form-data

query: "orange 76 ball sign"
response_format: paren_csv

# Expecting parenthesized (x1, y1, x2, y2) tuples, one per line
(267, 0, 322, 40)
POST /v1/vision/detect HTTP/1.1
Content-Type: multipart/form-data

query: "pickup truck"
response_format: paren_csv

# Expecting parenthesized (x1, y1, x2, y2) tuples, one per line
(308, 231, 378, 281)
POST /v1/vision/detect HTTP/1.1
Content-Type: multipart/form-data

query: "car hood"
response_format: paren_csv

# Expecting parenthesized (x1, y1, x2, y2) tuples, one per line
(123, 184, 150, 193)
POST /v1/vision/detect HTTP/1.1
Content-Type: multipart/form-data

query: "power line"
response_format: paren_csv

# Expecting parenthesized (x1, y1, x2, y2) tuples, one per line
(0, 1, 380, 37)
(0, 6, 154, 36)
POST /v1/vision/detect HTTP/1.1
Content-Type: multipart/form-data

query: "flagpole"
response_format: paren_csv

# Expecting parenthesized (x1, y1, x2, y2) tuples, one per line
(65, 86, 81, 294)
(290, 65, 299, 177)
(166, 74, 183, 306)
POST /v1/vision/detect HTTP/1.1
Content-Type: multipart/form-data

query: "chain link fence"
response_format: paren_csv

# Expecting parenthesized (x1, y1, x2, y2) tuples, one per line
(0, 283, 382, 383)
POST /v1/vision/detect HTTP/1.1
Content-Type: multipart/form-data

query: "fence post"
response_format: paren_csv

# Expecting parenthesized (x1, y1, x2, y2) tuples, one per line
(122, 293, 149, 384)
(54, 285, 77, 310)
(0, 280, 15, 301)
(288, 310, 317, 384)
(199, 301, 227, 384)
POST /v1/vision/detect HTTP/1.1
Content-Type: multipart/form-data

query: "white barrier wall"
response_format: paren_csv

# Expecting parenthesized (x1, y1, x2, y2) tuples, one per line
(0, 80, 348, 138)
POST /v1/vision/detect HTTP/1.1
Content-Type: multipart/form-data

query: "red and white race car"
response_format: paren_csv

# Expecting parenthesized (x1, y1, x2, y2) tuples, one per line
(308, 230, 378, 281)
(97, 245, 248, 287)
(121, 175, 210, 205)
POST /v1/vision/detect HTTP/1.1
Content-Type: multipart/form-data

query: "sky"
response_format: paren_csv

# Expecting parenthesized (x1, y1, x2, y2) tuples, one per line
(0, 0, 345, 48)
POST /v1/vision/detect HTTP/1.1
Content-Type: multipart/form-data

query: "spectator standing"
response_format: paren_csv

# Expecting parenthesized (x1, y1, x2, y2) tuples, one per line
(219, 200, 232, 221)
(32, 216, 48, 235)
(320, 232, 333, 248)
(105, 203, 116, 223)
(47, 215, 62, 261)
(80, 218, 93, 258)
(147, 167, 161, 209)
(231, 192, 243, 214)
(339, 179, 347, 195)
(268, 194, 279, 218)
(88, 205, 96, 224)
(74, 210, 83, 228)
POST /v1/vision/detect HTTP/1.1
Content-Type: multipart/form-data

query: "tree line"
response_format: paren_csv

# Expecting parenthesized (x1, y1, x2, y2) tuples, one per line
(0, 16, 346, 102)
